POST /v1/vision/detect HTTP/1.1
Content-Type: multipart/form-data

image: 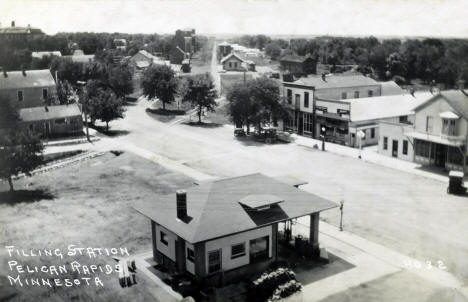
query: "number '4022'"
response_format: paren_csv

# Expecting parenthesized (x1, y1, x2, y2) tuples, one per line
(403, 260, 447, 270)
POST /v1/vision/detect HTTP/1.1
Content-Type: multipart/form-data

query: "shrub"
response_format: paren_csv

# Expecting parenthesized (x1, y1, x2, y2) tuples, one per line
(248, 267, 299, 302)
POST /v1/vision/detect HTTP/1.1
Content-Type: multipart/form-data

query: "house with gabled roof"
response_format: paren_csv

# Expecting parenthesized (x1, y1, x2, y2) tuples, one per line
(400, 86, 468, 172)
(133, 173, 337, 286)
(0, 69, 56, 109)
(279, 54, 317, 76)
(221, 53, 245, 72)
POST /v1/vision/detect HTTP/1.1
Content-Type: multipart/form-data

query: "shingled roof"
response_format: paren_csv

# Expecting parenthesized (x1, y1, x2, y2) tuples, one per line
(19, 104, 81, 122)
(292, 74, 379, 90)
(0, 70, 55, 90)
(412, 89, 468, 120)
(133, 173, 337, 243)
(280, 54, 315, 63)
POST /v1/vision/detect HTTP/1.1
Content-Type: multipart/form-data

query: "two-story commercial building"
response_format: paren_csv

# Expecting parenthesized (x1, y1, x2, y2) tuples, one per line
(380, 89, 468, 172)
(281, 74, 406, 145)
(134, 173, 337, 286)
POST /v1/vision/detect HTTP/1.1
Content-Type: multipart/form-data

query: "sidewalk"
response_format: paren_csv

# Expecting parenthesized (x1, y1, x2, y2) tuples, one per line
(293, 219, 466, 301)
(293, 135, 451, 183)
(133, 251, 182, 302)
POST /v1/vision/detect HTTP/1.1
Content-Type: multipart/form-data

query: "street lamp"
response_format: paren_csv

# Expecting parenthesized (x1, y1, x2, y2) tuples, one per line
(357, 130, 365, 159)
(320, 126, 326, 151)
(76, 80, 90, 142)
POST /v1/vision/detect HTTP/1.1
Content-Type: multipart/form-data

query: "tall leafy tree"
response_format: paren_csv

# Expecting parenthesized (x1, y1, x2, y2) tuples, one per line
(226, 77, 285, 133)
(0, 99, 44, 192)
(141, 65, 178, 110)
(87, 88, 125, 131)
(108, 65, 134, 99)
(180, 74, 218, 123)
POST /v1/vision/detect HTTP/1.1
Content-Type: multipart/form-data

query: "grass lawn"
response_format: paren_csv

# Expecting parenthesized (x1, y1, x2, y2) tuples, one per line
(0, 151, 193, 302)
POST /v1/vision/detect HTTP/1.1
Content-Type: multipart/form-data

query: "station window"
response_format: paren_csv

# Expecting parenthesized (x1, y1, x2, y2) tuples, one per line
(208, 250, 221, 274)
(403, 140, 408, 155)
(17, 90, 23, 102)
(231, 243, 246, 259)
(383, 137, 388, 150)
(187, 248, 194, 262)
(160, 231, 168, 245)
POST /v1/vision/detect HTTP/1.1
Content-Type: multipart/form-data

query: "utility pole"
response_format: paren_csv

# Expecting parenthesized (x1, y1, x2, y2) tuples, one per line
(339, 200, 344, 231)
(77, 81, 90, 142)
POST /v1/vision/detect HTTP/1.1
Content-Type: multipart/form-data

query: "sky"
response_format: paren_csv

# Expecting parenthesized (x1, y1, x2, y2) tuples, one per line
(1, 0, 467, 38)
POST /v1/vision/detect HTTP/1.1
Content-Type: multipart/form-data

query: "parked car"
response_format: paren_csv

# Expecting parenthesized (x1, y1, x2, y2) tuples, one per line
(253, 127, 277, 144)
(447, 170, 467, 195)
(277, 130, 295, 143)
(234, 127, 246, 137)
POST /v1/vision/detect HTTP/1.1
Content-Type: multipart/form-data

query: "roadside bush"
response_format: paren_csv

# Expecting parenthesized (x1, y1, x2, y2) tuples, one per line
(248, 267, 300, 302)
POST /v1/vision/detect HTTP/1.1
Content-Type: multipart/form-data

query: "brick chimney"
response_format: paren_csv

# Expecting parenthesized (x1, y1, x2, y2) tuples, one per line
(176, 190, 187, 220)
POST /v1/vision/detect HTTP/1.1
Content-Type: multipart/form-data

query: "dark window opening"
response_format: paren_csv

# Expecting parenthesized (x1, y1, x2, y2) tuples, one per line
(208, 250, 221, 274)
(304, 92, 309, 108)
(403, 140, 408, 155)
(231, 243, 246, 259)
(187, 248, 194, 262)
(383, 137, 388, 150)
(160, 231, 168, 245)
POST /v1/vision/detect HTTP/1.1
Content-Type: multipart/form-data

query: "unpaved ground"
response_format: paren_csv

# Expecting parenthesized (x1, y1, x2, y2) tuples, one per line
(0, 152, 192, 302)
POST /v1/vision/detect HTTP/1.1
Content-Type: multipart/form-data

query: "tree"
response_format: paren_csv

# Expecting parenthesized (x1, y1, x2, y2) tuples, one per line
(265, 43, 282, 60)
(87, 88, 125, 131)
(180, 74, 218, 123)
(0, 100, 44, 192)
(226, 77, 285, 133)
(108, 65, 134, 99)
(226, 83, 253, 133)
(141, 65, 178, 110)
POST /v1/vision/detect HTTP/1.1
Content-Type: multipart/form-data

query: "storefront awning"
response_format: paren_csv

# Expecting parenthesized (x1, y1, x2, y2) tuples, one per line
(439, 111, 459, 119)
(405, 131, 465, 147)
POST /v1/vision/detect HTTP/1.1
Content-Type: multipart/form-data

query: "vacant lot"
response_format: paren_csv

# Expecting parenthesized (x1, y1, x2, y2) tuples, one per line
(0, 152, 192, 302)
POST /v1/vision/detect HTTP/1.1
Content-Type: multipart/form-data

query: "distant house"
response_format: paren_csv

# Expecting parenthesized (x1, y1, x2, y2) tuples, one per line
(31, 51, 62, 59)
(0, 69, 57, 109)
(114, 38, 127, 51)
(129, 50, 157, 70)
(279, 54, 317, 76)
(134, 173, 337, 286)
(379, 86, 468, 172)
(19, 104, 83, 137)
(129, 50, 176, 71)
(218, 41, 232, 58)
(63, 49, 95, 64)
(221, 53, 245, 71)
(0, 21, 44, 41)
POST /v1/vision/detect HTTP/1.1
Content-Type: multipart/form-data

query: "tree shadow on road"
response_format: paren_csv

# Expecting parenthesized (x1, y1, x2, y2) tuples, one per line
(182, 121, 223, 128)
(0, 188, 55, 205)
(90, 125, 130, 137)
